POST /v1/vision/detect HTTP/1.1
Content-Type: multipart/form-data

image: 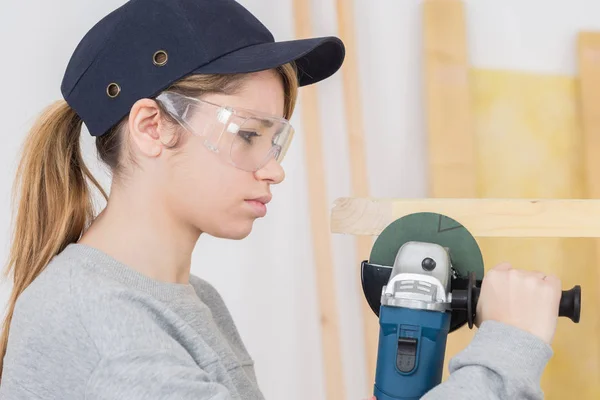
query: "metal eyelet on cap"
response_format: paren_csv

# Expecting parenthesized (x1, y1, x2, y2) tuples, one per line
(106, 83, 121, 98)
(153, 50, 168, 66)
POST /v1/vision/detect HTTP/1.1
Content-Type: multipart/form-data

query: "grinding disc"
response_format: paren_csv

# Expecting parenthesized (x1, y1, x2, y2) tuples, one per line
(367, 212, 484, 332)
(369, 212, 484, 281)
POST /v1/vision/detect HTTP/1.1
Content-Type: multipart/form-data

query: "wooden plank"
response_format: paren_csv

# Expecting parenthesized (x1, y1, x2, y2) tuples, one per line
(291, 1, 345, 399)
(422, 0, 476, 379)
(576, 31, 600, 399)
(422, 0, 476, 198)
(578, 32, 600, 198)
(470, 67, 599, 398)
(331, 197, 600, 237)
(334, 0, 378, 389)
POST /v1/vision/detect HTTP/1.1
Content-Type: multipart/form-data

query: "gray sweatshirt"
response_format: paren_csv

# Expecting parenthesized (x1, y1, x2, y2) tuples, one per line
(0, 243, 552, 399)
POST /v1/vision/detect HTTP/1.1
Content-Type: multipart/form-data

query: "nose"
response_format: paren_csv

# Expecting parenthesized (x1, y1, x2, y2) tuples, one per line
(254, 157, 285, 184)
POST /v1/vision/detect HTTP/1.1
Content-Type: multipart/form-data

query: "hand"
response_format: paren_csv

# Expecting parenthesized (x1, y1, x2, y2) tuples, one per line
(475, 262, 562, 344)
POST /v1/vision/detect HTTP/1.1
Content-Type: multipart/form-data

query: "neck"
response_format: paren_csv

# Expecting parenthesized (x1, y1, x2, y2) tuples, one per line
(79, 180, 200, 284)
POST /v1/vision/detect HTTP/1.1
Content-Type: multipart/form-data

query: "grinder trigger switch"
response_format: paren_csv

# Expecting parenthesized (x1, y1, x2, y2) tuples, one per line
(396, 337, 418, 373)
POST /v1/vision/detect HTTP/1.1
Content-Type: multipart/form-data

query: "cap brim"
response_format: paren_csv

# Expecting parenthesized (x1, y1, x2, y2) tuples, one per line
(192, 36, 345, 86)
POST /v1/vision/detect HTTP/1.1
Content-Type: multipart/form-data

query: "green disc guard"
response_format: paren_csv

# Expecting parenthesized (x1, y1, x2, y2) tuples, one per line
(370, 212, 484, 281)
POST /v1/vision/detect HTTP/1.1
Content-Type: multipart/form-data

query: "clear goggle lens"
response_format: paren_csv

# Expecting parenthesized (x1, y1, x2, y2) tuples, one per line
(155, 91, 294, 172)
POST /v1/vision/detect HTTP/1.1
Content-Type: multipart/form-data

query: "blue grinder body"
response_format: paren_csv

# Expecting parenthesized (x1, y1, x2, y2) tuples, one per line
(373, 305, 451, 400)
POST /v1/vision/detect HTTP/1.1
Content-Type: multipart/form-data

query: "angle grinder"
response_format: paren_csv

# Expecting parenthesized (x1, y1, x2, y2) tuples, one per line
(361, 212, 581, 400)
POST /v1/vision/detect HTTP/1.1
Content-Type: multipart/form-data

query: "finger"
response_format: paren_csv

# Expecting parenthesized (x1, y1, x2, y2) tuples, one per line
(542, 273, 562, 287)
(527, 270, 558, 283)
(532, 270, 547, 280)
(491, 262, 512, 271)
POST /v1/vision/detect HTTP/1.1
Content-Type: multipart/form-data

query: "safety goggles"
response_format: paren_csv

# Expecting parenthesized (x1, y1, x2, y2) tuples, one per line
(155, 91, 295, 172)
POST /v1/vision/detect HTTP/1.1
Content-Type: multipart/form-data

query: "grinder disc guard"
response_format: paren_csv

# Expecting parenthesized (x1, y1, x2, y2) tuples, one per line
(362, 212, 485, 332)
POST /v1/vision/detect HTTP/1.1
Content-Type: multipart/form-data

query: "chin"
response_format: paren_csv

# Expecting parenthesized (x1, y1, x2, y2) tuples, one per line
(206, 220, 254, 240)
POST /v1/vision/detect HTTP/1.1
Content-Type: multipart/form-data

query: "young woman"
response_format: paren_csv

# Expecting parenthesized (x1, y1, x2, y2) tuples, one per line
(0, 0, 562, 399)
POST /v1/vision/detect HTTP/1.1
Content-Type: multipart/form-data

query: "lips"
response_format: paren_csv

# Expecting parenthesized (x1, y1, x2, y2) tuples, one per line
(247, 194, 272, 205)
(244, 194, 271, 217)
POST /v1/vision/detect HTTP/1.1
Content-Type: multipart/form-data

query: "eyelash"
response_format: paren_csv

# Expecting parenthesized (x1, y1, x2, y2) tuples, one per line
(239, 130, 259, 144)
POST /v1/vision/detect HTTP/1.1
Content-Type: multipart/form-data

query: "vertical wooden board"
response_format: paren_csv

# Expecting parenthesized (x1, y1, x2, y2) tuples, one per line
(334, 0, 378, 389)
(422, 0, 477, 198)
(577, 31, 600, 400)
(578, 32, 600, 197)
(422, 0, 477, 379)
(471, 68, 600, 399)
(292, 1, 345, 399)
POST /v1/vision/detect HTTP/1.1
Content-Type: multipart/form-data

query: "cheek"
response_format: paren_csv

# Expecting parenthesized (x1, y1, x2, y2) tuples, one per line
(163, 140, 248, 222)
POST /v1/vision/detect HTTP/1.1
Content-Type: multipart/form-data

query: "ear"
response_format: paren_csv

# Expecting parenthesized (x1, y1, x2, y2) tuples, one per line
(127, 98, 168, 158)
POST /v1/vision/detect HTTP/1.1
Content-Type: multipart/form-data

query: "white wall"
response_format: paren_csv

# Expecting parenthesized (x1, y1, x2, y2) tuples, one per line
(2, 1, 600, 399)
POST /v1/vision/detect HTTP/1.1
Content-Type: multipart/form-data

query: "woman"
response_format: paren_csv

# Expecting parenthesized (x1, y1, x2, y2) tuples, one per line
(0, 0, 562, 399)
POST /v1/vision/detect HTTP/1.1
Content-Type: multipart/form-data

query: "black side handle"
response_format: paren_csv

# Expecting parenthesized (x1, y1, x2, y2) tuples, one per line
(559, 285, 581, 323)
(451, 272, 582, 328)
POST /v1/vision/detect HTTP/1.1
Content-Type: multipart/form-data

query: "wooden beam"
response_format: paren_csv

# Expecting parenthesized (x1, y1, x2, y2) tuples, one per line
(422, 0, 476, 198)
(292, 1, 345, 399)
(422, 0, 476, 378)
(335, 0, 378, 388)
(578, 32, 600, 197)
(331, 197, 600, 237)
(577, 30, 600, 391)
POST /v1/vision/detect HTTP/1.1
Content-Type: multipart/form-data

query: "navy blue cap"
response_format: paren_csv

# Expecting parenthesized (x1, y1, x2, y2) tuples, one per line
(60, 0, 345, 136)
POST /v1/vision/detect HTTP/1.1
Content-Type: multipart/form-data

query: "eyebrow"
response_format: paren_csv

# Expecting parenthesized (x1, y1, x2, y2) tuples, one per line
(244, 118, 273, 128)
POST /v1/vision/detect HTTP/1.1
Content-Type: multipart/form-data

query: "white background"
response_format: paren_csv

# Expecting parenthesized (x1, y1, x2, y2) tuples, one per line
(2, 0, 600, 399)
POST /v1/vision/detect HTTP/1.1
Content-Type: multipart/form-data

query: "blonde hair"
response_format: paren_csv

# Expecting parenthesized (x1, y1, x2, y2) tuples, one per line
(0, 63, 298, 379)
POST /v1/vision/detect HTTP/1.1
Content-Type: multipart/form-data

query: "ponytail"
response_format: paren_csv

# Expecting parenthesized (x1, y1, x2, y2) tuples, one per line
(0, 100, 107, 379)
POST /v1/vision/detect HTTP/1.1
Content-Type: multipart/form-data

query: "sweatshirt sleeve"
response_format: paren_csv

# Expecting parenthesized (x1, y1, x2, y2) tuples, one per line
(422, 320, 553, 400)
(85, 349, 234, 400)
